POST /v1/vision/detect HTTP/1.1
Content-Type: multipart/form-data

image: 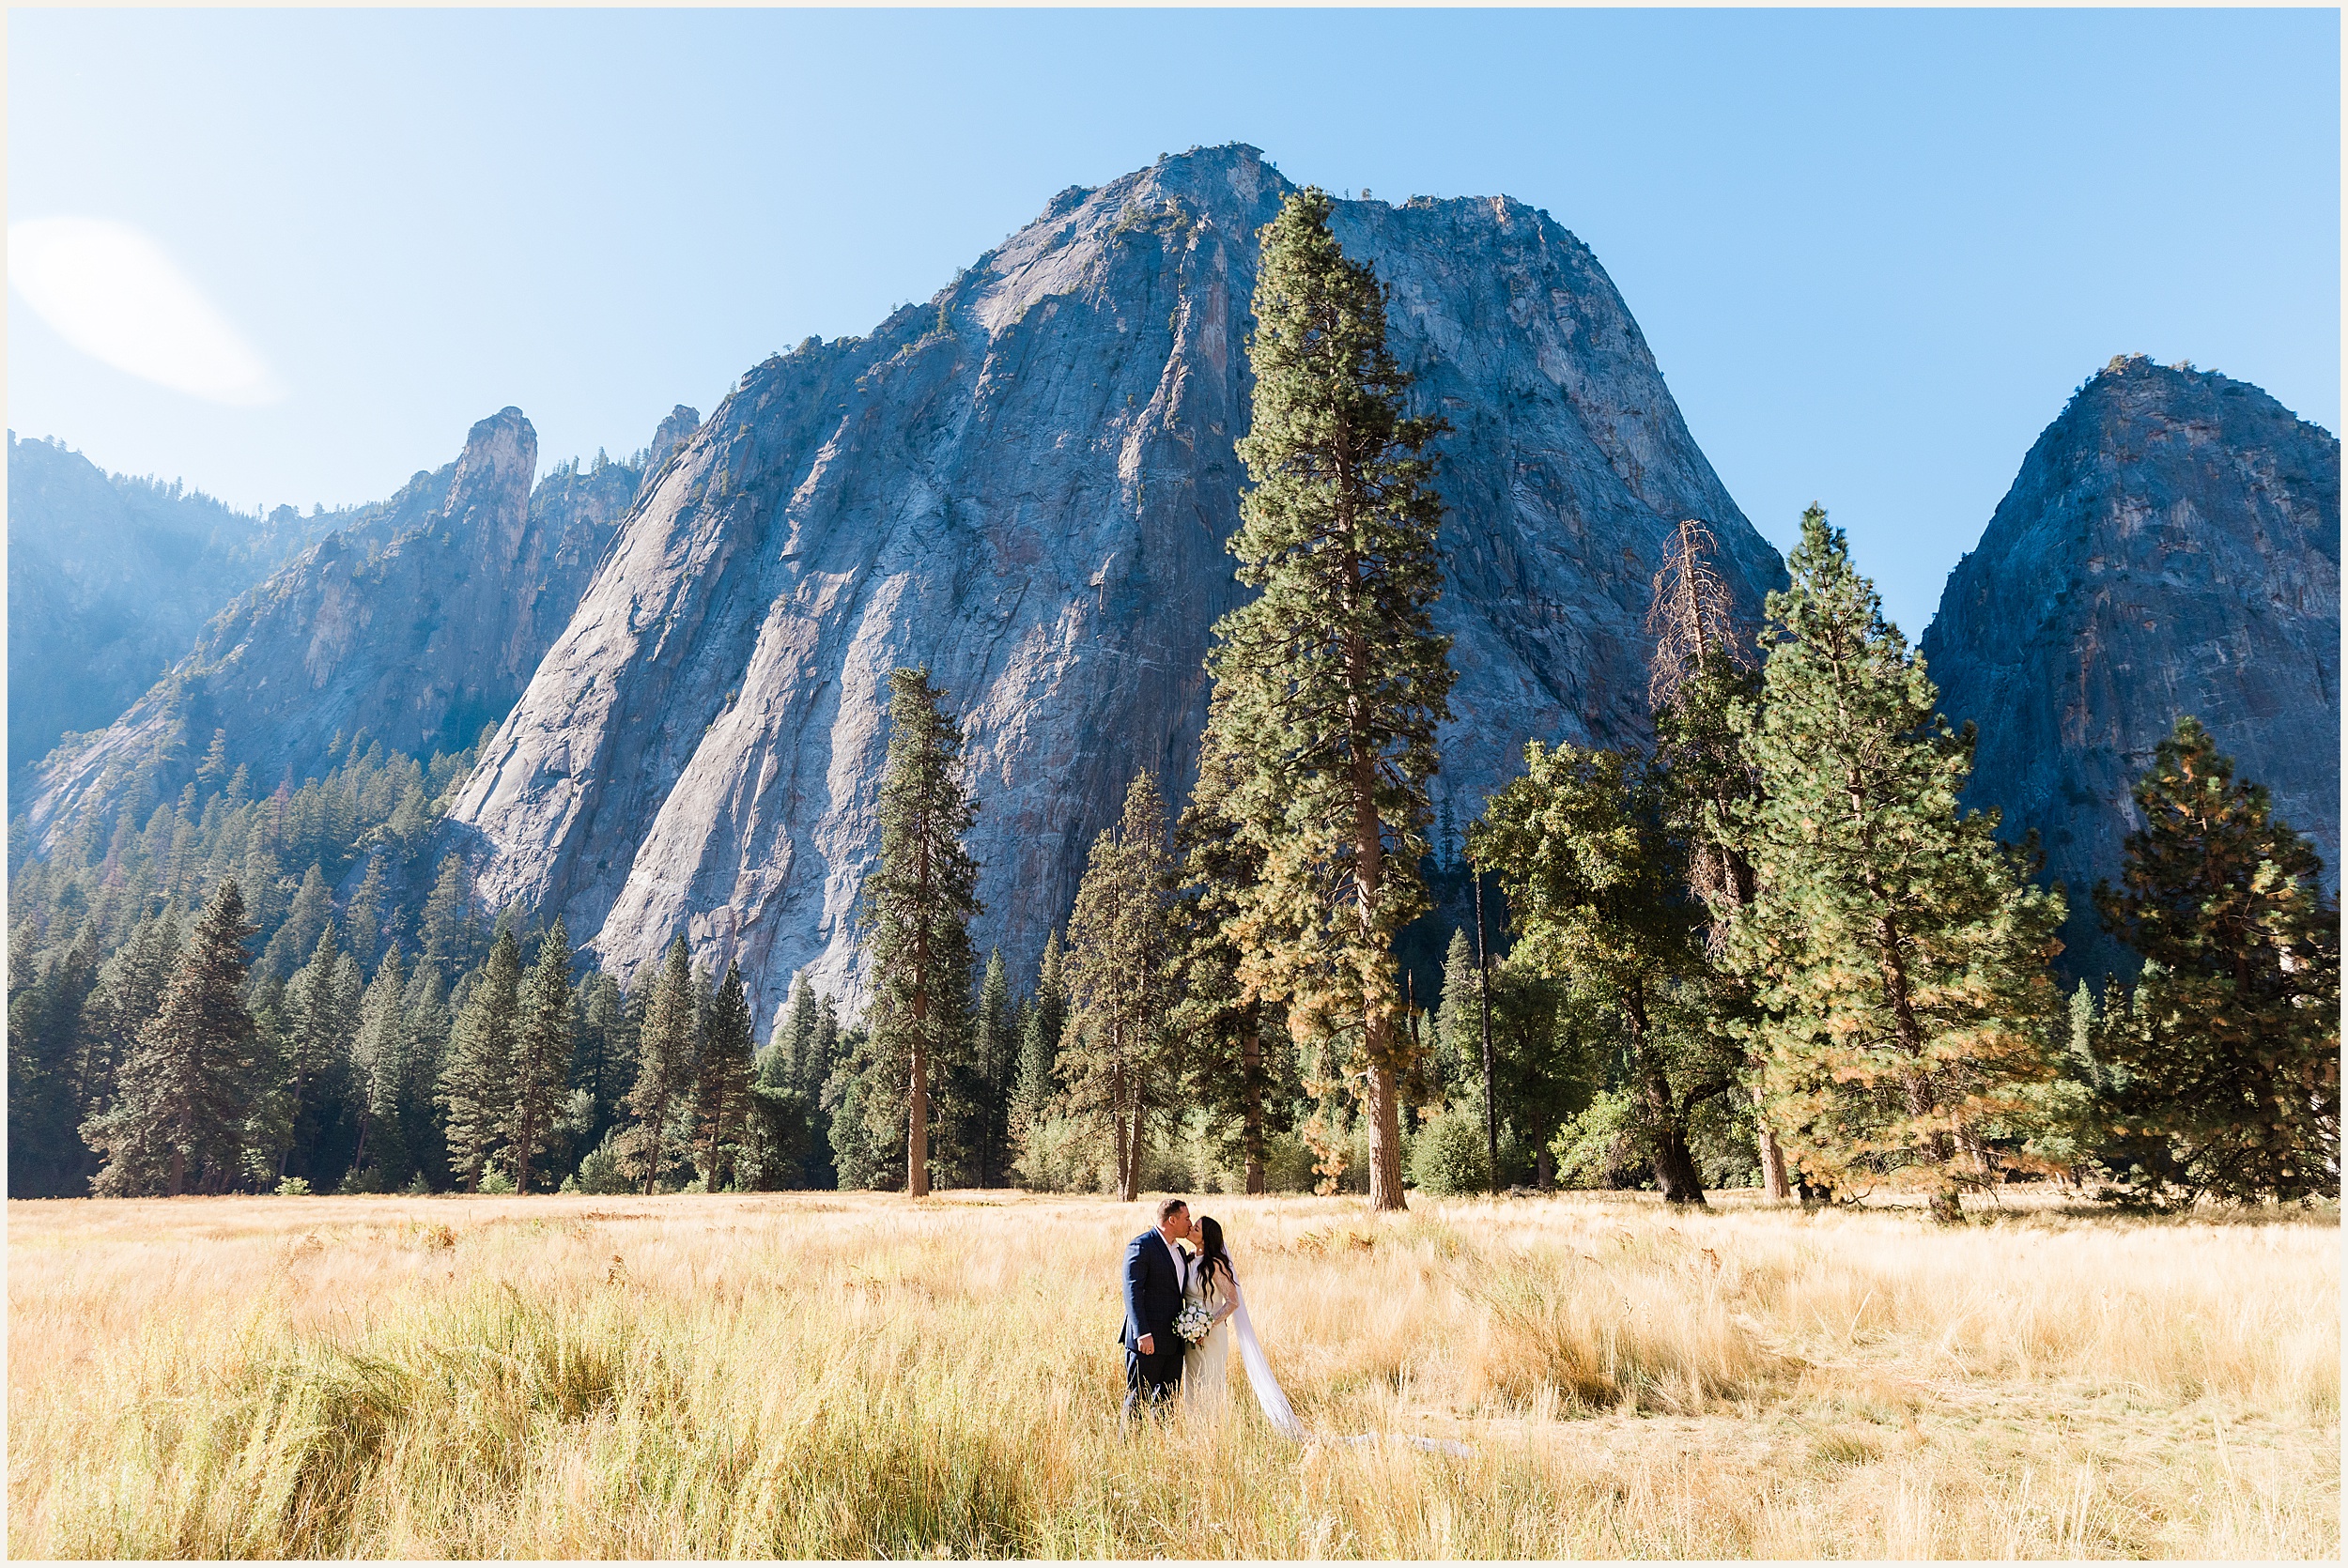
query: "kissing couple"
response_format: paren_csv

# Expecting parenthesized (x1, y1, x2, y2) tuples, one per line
(1119, 1196, 1304, 1435)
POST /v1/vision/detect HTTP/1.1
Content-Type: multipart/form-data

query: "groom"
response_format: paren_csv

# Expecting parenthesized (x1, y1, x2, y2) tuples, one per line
(1119, 1196, 1191, 1419)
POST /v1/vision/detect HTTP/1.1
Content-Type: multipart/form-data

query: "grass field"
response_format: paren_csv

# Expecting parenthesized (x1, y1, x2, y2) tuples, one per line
(7, 1188, 2338, 1559)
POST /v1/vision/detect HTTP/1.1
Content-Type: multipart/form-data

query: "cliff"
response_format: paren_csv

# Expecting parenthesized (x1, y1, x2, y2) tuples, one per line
(445, 145, 1784, 1023)
(24, 406, 698, 841)
(1921, 356, 2340, 976)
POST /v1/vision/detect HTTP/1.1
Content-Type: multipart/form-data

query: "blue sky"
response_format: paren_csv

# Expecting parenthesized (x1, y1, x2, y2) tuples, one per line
(8, 8, 2339, 638)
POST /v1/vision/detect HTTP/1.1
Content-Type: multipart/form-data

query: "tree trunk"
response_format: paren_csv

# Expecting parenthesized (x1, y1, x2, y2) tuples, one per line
(1241, 1003, 1266, 1196)
(908, 1035, 930, 1198)
(1753, 1084, 1791, 1200)
(1366, 1057, 1407, 1211)
(1651, 1119, 1707, 1205)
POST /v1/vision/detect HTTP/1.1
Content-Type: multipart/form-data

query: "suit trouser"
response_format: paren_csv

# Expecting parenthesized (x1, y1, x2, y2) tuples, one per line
(1122, 1341, 1184, 1418)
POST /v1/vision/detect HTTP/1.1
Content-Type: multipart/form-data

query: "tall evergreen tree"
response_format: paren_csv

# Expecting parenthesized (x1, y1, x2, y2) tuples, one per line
(1200, 188, 1455, 1211)
(419, 853, 478, 978)
(967, 949, 1017, 1188)
(1061, 772, 1179, 1201)
(348, 945, 412, 1186)
(440, 928, 521, 1191)
(574, 972, 637, 1153)
(7, 924, 101, 1196)
(693, 961, 756, 1191)
(1647, 519, 1790, 1199)
(857, 668, 981, 1198)
(399, 961, 455, 1188)
(1172, 748, 1281, 1195)
(768, 972, 821, 1092)
(265, 864, 336, 977)
(346, 853, 389, 973)
(85, 881, 261, 1196)
(2092, 717, 2340, 1201)
(622, 936, 697, 1194)
(1011, 931, 1069, 1145)
(275, 924, 360, 1183)
(1434, 928, 1478, 1096)
(509, 920, 576, 1194)
(1724, 509, 2064, 1222)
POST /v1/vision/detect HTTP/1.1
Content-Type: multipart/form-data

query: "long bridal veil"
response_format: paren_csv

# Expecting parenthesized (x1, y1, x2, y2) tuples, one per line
(1227, 1270, 1470, 1457)
(1227, 1272, 1306, 1439)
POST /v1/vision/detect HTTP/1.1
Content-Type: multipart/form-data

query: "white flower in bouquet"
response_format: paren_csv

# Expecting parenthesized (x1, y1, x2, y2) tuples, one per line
(1174, 1300, 1213, 1345)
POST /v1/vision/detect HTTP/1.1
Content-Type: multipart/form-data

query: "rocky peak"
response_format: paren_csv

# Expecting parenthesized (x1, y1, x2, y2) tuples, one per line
(642, 405, 703, 485)
(440, 407, 536, 570)
(24, 406, 672, 846)
(445, 146, 1781, 1028)
(1922, 357, 2340, 976)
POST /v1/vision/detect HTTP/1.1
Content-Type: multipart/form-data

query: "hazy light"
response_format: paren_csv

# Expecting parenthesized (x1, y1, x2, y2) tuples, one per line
(8, 217, 282, 406)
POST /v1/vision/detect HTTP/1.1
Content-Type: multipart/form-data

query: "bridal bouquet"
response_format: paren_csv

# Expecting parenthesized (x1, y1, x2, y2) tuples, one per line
(1173, 1301, 1213, 1346)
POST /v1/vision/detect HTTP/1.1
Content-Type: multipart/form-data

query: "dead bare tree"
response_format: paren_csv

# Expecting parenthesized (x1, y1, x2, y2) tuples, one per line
(1646, 519, 1791, 1200)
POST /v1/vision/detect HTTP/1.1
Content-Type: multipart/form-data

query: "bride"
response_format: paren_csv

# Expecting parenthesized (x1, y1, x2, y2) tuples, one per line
(1182, 1216, 1305, 1437)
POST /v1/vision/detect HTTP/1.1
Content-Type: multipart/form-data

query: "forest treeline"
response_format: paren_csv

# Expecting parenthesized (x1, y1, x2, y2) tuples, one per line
(9, 190, 2337, 1212)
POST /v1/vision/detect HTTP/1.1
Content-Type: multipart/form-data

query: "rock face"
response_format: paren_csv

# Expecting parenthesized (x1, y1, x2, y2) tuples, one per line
(1921, 356, 2340, 976)
(24, 407, 695, 842)
(446, 144, 1783, 1025)
(5, 433, 320, 784)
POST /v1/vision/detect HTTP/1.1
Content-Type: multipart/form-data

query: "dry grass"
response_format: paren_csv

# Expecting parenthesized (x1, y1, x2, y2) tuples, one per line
(7, 1189, 2337, 1559)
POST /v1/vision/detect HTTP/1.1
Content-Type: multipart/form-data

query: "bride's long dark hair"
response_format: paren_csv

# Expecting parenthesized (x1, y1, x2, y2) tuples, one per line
(1196, 1216, 1233, 1298)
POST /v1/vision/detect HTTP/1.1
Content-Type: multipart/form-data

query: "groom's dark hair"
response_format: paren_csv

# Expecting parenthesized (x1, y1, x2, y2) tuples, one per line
(1155, 1197, 1189, 1224)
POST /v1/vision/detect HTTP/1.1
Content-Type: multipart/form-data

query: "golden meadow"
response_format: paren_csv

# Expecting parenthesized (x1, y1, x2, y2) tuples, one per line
(8, 1190, 2337, 1559)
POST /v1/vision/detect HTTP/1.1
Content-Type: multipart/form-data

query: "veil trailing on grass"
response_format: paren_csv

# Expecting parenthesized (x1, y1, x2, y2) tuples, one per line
(1228, 1271, 1470, 1458)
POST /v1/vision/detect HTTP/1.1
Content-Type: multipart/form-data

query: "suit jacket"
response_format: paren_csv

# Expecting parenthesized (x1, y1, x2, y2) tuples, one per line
(1120, 1228, 1185, 1350)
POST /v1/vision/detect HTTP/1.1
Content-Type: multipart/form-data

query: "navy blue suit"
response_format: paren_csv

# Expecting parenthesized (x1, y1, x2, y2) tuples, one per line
(1120, 1228, 1185, 1416)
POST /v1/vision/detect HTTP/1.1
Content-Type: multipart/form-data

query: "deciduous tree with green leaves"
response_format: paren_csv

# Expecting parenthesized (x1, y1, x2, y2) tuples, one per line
(2093, 716, 2340, 1202)
(1724, 508, 2064, 1222)
(1475, 744, 1722, 1202)
(1202, 188, 1455, 1211)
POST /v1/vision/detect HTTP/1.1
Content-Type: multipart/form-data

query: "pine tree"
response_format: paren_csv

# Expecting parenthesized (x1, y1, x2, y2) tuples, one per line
(1011, 931, 1069, 1145)
(348, 945, 412, 1187)
(1434, 928, 1477, 1096)
(857, 668, 981, 1198)
(1172, 748, 1280, 1194)
(769, 972, 821, 1091)
(276, 924, 360, 1184)
(1475, 743, 1730, 1203)
(575, 972, 637, 1151)
(968, 949, 1016, 1187)
(399, 961, 455, 1187)
(1060, 771, 1179, 1202)
(266, 864, 335, 977)
(85, 881, 261, 1196)
(440, 928, 521, 1191)
(81, 905, 185, 1149)
(419, 853, 478, 978)
(623, 936, 696, 1194)
(508, 920, 576, 1194)
(2092, 717, 2340, 1201)
(346, 853, 389, 973)
(692, 961, 756, 1191)
(1647, 519, 1790, 1199)
(7, 924, 101, 1196)
(1724, 509, 2064, 1222)
(1200, 188, 1455, 1211)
